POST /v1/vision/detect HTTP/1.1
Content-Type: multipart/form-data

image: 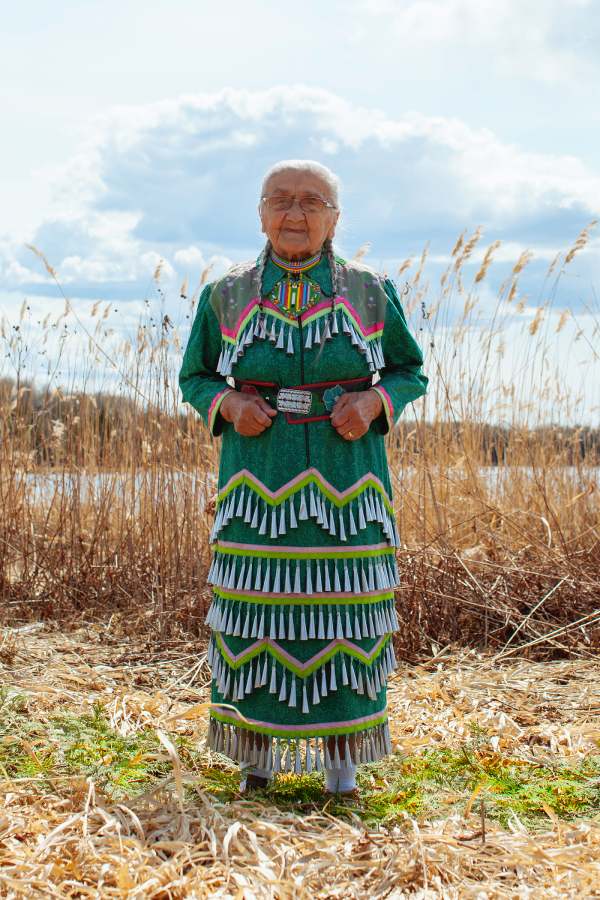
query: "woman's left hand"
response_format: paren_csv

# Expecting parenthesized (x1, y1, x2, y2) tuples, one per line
(330, 389, 383, 440)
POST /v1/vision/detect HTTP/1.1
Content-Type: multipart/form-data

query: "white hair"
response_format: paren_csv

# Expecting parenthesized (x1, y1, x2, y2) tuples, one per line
(260, 159, 341, 209)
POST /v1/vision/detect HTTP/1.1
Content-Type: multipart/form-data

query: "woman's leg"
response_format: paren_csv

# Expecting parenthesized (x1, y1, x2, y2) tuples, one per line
(239, 732, 272, 791)
(325, 735, 357, 793)
(239, 733, 359, 793)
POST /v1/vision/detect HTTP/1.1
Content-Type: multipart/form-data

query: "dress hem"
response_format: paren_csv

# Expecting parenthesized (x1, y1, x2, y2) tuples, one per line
(207, 715, 392, 773)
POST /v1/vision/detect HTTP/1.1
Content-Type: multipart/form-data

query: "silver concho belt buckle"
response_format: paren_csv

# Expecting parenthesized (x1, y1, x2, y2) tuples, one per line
(276, 388, 312, 415)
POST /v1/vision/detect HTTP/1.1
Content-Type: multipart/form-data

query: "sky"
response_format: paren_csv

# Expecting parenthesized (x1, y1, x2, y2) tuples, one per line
(1, 0, 599, 424)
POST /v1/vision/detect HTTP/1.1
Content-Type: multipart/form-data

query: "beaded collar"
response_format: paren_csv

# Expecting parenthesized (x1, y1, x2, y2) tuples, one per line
(267, 250, 324, 319)
(270, 248, 322, 273)
(269, 273, 322, 319)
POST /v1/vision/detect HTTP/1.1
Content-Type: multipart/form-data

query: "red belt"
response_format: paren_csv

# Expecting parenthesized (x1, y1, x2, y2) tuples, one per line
(234, 376, 372, 424)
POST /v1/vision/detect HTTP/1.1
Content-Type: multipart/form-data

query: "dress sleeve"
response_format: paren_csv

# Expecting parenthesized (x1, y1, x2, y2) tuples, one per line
(370, 278, 429, 434)
(178, 282, 235, 437)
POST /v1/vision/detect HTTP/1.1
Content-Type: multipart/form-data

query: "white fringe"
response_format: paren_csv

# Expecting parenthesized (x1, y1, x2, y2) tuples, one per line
(215, 306, 385, 378)
(210, 483, 399, 546)
(208, 718, 392, 772)
(208, 636, 397, 712)
(206, 594, 400, 640)
(207, 551, 400, 595)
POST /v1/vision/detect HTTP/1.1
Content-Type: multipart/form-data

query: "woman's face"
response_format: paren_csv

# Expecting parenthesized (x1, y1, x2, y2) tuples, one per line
(259, 170, 339, 260)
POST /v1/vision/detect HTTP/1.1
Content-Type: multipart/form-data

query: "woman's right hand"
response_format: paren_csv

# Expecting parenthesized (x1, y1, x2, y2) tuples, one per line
(219, 391, 277, 436)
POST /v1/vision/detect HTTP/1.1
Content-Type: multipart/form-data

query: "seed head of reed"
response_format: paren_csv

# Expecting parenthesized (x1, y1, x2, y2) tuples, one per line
(411, 243, 429, 288)
(474, 240, 501, 284)
(512, 250, 534, 276)
(200, 263, 215, 286)
(564, 219, 598, 265)
(453, 227, 482, 272)
(547, 251, 561, 277)
(353, 242, 371, 261)
(451, 230, 465, 257)
(461, 296, 477, 321)
(555, 310, 570, 333)
(529, 306, 544, 336)
(25, 243, 56, 279)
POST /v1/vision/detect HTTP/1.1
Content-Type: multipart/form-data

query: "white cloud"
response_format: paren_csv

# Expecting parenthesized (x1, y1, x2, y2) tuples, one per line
(355, 0, 599, 84)
(4, 259, 49, 286)
(3, 85, 598, 310)
(173, 246, 207, 269)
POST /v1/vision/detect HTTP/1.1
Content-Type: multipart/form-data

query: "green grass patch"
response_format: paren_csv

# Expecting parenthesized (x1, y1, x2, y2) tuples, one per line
(0, 687, 199, 799)
(354, 745, 600, 828)
(1, 686, 599, 827)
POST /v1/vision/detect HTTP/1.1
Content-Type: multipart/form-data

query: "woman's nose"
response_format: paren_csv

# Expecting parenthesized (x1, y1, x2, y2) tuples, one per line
(283, 199, 307, 217)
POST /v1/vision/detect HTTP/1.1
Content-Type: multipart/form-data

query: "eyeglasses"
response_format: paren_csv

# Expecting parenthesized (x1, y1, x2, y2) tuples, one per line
(260, 195, 337, 214)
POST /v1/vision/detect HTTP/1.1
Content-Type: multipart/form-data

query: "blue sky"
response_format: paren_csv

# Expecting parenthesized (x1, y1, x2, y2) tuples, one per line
(1, 0, 599, 423)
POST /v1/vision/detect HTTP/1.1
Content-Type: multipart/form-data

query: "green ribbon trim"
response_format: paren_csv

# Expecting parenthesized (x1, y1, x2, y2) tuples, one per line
(338, 301, 384, 340)
(216, 470, 394, 515)
(214, 632, 391, 676)
(212, 588, 395, 607)
(220, 298, 384, 345)
(209, 709, 388, 739)
(212, 543, 396, 560)
(220, 303, 294, 344)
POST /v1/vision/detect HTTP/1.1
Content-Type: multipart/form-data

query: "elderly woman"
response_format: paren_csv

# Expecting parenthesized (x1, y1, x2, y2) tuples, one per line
(179, 159, 428, 794)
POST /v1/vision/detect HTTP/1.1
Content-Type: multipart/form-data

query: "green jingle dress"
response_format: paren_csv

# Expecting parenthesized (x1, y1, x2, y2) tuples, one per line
(178, 248, 428, 776)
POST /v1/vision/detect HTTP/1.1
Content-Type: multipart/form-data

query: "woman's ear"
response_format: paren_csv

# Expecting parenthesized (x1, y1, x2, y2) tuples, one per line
(327, 210, 340, 240)
(258, 206, 266, 234)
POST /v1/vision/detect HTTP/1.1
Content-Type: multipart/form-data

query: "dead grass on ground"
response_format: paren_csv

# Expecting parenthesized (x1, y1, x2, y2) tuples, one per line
(0, 620, 599, 898)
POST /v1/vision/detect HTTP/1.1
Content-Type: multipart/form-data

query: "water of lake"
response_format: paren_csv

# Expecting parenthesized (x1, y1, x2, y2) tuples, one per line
(10, 465, 599, 505)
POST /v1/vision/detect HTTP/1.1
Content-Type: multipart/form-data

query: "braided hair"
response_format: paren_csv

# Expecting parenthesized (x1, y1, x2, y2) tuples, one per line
(323, 236, 339, 305)
(307, 237, 339, 367)
(255, 238, 272, 317)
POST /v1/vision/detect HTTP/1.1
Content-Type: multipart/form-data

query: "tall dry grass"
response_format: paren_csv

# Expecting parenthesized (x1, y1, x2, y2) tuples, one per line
(1, 229, 598, 658)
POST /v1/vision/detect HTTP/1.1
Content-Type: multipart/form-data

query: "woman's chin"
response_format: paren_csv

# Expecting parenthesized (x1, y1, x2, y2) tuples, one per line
(275, 241, 313, 259)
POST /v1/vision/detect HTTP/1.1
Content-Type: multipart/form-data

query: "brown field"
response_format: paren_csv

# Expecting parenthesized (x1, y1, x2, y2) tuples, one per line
(1, 623, 599, 898)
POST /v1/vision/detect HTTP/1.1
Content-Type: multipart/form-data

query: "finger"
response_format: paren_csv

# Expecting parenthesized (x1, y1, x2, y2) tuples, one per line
(333, 414, 362, 435)
(256, 397, 277, 416)
(332, 392, 351, 412)
(236, 408, 270, 431)
(239, 423, 266, 436)
(250, 409, 273, 427)
(334, 425, 353, 440)
(254, 419, 274, 434)
(330, 395, 357, 423)
(331, 409, 354, 429)
(247, 400, 271, 420)
(333, 391, 349, 405)
(330, 400, 351, 422)
(252, 404, 276, 421)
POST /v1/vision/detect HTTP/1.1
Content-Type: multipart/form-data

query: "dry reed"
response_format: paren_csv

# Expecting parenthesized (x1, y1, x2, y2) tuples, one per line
(0, 230, 598, 661)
